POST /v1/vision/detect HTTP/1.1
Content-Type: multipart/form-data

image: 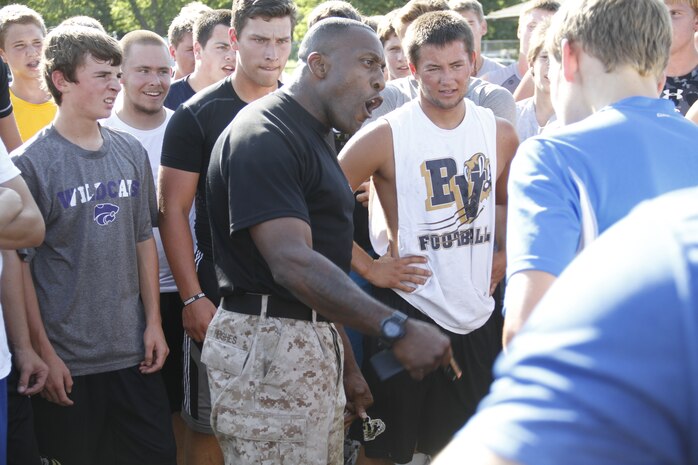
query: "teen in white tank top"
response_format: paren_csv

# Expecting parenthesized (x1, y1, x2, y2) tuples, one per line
(370, 98, 497, 334)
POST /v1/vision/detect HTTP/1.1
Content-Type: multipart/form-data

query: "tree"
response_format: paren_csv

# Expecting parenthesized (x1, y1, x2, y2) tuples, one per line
(23, 0, 116, 33)
(17, 0, 230, 37)
(293, 0, 521, 41)
(109, 0, 231, 37)
(11, 0, 522, 44)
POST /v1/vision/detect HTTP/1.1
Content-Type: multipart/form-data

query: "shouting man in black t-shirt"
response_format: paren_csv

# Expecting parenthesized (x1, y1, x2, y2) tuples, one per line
(158, 0, 295, 462)
(204, 18, 452, 465)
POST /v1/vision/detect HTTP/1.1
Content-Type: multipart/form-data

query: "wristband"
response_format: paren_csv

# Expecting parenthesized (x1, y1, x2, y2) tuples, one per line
(183, 292, 206, 307)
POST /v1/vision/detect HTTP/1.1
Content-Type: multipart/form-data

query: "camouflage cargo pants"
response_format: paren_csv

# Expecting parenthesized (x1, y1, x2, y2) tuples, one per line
(202, 305, 345, 465)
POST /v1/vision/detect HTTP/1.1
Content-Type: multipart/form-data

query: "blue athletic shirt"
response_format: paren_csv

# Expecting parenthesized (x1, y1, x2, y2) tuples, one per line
(506, 96, 698, 279)
(450, 187, 698, 465)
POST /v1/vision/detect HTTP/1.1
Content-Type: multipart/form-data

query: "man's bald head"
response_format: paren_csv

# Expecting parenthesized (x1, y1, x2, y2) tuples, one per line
(298, 17, 377, 62)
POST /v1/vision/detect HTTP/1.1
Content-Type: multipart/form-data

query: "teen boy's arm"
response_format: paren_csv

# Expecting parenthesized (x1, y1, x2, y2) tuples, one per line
(1, 250, 48, 396)
(22, 257, 74, 406)
(0, 186, 21, 229)
(159, 106, 216, 343)
(491, 118, 519, 295)
(502, 138, 580, 347)
(137, 237, 169, 374)
(339, 121, 432, 292)
(0, 114, 21, 152)
(138, 146, 168, 374)
(0, 175, 45, 249)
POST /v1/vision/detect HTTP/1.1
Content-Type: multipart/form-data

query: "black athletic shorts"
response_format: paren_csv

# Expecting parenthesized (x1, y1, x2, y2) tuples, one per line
(160, 291, 184, 413)
(360, 287, 503, 463)
(7, 365, 41, 465)
(32, 365, 176, 465)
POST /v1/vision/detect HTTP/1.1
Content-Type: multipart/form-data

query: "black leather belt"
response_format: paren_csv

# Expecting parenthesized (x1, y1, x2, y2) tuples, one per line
(220, 294, 328, 322)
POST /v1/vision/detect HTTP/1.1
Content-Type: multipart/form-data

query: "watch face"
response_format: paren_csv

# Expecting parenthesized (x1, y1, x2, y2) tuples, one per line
(383, 320, 402, 339)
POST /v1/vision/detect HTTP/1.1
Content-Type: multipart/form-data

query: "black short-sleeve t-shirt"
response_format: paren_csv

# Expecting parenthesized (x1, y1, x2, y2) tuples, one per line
(207, 91, 355, 301)
(161, 76, 246, 259)
(0, 61, 12, 118)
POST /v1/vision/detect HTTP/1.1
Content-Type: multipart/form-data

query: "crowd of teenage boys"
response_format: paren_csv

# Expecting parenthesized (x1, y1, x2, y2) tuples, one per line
(0, 0, 696, 464)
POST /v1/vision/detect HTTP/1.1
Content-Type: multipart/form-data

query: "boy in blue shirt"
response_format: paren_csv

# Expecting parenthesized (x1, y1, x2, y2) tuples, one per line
(434, 186, 698, 465)
(503, 0, 698, 346)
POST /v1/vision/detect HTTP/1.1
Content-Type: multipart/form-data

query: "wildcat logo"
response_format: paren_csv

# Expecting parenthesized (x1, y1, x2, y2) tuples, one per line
(418, 153, 492, 251)
(94, 203, 119, 226)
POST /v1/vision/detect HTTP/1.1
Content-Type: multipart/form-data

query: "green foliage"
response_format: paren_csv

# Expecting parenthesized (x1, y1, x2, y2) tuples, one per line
(292, 0, 317, 45)
(292, 0, 521, 41)
(480, 0, 519, 40)
(3, 0, 522, 41)
(351, 0, 404, 16)
(109, 0, 231, 37)
(9, 0, 231, 37)
(20, 0, 115, 32)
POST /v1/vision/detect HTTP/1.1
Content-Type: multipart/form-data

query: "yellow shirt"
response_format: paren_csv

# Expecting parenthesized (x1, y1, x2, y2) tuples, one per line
(10, 90, 57, 142)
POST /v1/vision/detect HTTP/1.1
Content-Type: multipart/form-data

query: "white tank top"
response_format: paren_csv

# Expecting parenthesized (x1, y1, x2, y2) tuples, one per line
(370, 99, 497, 334)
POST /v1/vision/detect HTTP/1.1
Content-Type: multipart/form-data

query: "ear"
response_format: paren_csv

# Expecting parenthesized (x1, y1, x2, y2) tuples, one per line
(657, 74, 667, 96)
(560, 38, 578, 83)
(481, 19, 488, 36)
(0, 49, 7, 63)
(193, 41, 203, 60)
(307, 51, 328, 79)
(229, 27, 239, 51)
(409, 62, 417, 76)
(51, 69, 69, 94)
(168, 44, 176, 60)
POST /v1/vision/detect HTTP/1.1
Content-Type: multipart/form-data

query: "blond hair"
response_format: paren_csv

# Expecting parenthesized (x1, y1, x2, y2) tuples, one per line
(522, 0, 561, 16)
(546, 0, 671, 79)
(0, 4, 46, 49)
(168, 2, 212, 47)
(393, 0, 449, 38)
(527, 17, 551, 65)
(448, 0, 485, 22)
(377, 10, 399, 43)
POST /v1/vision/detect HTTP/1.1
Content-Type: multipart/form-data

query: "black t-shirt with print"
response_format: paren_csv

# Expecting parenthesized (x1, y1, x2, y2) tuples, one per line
(662, 64, 698, 115)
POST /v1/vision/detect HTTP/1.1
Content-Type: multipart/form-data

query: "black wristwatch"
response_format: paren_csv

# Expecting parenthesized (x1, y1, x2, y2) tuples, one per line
(379, 311, 408, 347)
